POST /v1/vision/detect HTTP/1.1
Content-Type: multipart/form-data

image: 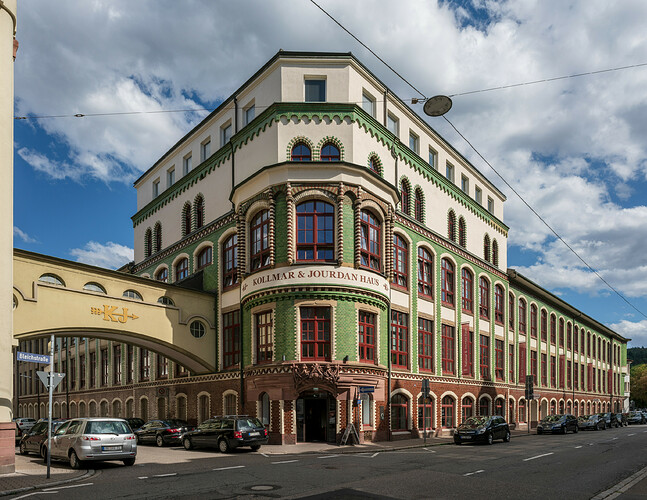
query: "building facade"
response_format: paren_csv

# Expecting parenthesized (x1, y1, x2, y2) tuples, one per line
(15, 51, 629, 444)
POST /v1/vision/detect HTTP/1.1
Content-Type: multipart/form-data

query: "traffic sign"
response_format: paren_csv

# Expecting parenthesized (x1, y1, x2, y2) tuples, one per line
(359, 386, 374, 393)
(17, 351, 51, 364)
(36, 371, 65, 390)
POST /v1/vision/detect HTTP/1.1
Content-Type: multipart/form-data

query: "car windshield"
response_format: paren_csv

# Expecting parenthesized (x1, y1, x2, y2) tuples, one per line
(462, 416, 490, 427)
(236, 418, 264, 431)
(164, 420, 189, 428)
(580, 415, 597, 421)
(85, 421, 131, 435)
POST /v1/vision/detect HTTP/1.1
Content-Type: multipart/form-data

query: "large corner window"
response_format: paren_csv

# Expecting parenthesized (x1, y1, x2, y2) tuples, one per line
(255, 311, 273, 364)
(250, 210, 271, 271)
(223, 310, 240, 369)
(358, 311, 376, 363)
(222, 234, 239, 289)
(360, 210, 381, 272)
(300, 307, 331, 361)
(296, 201, 334, 261)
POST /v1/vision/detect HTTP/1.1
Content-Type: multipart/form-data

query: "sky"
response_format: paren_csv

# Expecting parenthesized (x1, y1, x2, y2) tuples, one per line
(12, 0, 647, 347)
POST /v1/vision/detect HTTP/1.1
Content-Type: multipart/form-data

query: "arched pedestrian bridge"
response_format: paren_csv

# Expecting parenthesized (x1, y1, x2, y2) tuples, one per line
(12, 249, 216, 374)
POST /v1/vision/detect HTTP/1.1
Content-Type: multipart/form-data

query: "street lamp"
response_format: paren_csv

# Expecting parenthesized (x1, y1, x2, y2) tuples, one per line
(422, 95, 453, 117)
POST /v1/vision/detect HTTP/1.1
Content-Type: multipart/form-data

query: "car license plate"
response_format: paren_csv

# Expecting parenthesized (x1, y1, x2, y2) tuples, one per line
(249, 432, 260, 437)
(461, 435, 471, 439)
(102, 445, 121, 451)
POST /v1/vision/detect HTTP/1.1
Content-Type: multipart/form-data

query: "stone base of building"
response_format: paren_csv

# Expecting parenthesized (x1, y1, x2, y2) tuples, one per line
(0, 422, 15, 474)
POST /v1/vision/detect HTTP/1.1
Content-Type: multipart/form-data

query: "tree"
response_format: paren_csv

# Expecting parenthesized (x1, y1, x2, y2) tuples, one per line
(630, 364, 647, 408)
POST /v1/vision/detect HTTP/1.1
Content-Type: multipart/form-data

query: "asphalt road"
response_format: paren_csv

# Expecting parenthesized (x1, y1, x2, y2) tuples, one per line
(10, 424, 647, 499)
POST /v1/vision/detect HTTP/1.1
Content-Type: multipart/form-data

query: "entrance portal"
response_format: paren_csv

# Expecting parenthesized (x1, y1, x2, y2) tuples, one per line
(296, 391, 336, 443)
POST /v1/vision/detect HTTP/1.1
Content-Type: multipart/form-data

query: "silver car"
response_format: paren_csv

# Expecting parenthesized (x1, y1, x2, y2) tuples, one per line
(46, 418, 136, 468)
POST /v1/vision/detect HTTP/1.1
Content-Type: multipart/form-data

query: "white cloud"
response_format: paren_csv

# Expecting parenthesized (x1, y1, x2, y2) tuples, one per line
(69, 242, 134, 270)
(13, 226, 37, 244)
(610, 319, 647, 348)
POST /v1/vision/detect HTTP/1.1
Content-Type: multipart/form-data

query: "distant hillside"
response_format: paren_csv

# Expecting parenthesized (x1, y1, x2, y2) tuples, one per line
(628, 347, 647, 366)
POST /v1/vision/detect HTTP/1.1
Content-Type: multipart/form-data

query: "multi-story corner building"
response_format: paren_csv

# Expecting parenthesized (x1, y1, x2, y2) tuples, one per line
(15, 51, 629, 444)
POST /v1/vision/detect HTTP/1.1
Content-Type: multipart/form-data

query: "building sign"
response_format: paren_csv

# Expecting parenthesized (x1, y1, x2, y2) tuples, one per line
(17, 351, 51, 364)
(241, 265, 390, 300)
(91, 305, 139, 324)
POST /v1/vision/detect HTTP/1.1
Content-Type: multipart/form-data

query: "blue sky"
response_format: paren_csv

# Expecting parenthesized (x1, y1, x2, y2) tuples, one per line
(12, 0, 647, 346)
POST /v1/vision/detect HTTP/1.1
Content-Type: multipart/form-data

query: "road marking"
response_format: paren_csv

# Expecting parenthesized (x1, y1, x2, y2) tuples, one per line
(591, 463, 647, 499)
(523, 452, 554, 462)
(138, 477, 149, 480)
(272, 460, 299, 464)
(612, 437, 618, 440)
(43, 484, 93, 491)
(628, 433, 636, 436)
(261, 453, 269, 457)
(575, 446, 583, 449)
(213, 465, 245, 471)
(13, 493, 57, 499)
(463, 469, 485, 476)
(371, 452, 380, 458)
(154, 473, 177, 477)
(318, 455, 339, 459)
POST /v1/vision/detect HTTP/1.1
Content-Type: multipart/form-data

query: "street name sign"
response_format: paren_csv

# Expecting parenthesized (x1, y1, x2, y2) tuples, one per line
(17, 351, 51, 364)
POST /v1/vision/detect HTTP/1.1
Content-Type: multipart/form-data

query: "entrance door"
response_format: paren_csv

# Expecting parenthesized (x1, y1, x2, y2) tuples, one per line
(297, 392, 336, 443)
(305, 398, 326, 442)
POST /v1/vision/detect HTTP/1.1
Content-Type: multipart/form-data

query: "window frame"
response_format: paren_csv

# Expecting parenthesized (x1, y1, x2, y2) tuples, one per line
(358, 311, 376, 364)
(417, 247, 433, 299)
(441, 258, 455, 307)
(390, 310, 409, 370)
(479, 277, 490, 320)
(222, 234, 239, 289)
(392, 234, 408, 289)
(296, 200, 335, 262)
(418, 317, 434, 373)
(255, 311, 273, 365)
(360, 209, 381, 272)
(250, 210, 271, 271)
(223, 310, 241, 369)
(441, 324, 455, 375)
(300, 306, 331, 362)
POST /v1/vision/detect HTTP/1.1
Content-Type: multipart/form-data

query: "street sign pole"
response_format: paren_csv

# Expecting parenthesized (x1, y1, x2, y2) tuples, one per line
(47, 334, 54, 479)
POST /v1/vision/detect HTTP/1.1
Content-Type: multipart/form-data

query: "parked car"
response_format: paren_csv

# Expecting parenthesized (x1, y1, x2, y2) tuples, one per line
(598, 412, 619, 429)
(43, 418, 136, 469)
(627, 411, 646, 425)
(453, 416, 511, 445)
(18, 419, 66, 457)
(14, 417, 36, 442)
(134, 419, 193, 447)
(182, 415, 269, 452)
(615, 413, 628, 427)
(537, 414, 579, 434)
(577, 414, 606, 431)
(124, 418, 145, 432)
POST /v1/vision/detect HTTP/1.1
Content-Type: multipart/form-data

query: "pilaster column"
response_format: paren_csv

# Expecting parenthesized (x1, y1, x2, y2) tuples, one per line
(286, 182, 294, 265)
(354, 187, 362, 268)
(336, 183, 344, 266)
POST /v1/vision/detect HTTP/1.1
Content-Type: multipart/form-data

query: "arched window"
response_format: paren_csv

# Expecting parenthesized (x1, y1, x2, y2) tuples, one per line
(196, 246, 212, 270)
(368, 155, 380, 174)
(458, 217, 466, 247)
(441, 258, 454, 306)
(418, 396, 434, 432)
(447, 211, 456, 242)
(222, 234, 239, 288)
(250, 210, 271, 271)
(176, 258, 189, 281)
(483, 235, 491, 262)
(414, 188, 424, 222)
(550, 314, 556, 344)
(39, 273, 65, 286)
(182, 203, 192, 236)
(494, 284, 504, 323)
(360, 393, 372, 427)
(123, 289, 143, 301)
(291, 143, 311, 161)
(145, 228, 153, 257)
(400, 180, 410, 215)
(530, 304, 538, 338)
(154, 222, 162, 253)
(224, 394, 237, 415)
(479, 277, 490, 319)
(296, 201, 334, 261)
(391, 394, 408, 430)
(393, 234, 408, 288)
(509, 292, 515, 329)
(494, 399, 504, 416)
(417, 247, 433, 298)
(550, 400, 556, 415)
(83, 282, 106, 294)
(195, 196, 205, 229)
(441, 396, 454, 428)
(177, 395, 187, 421)
(157, 296, 174, 306)
(461, 396, 474, 422)
(360, 210, 381, 271)
(112, 400, 121, 418)
(519, 299, 527, 334)
(198, 394, 209, 424)
(508, 399, 515, 422)
(320, 143, 340, 161)
(479, 397, 490, 416)
(260, 393, 270, 426)
(461, 268, 473, 313)
(519, 399, 526, 423)
(492, 239, 499, 267)
(541, 310, 548, 341)
(155, 267, 168, 283)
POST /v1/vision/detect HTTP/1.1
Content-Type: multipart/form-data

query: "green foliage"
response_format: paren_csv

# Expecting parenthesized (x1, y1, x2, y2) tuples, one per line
(628, 347, 647, 366)
(630, 364, 647, 408)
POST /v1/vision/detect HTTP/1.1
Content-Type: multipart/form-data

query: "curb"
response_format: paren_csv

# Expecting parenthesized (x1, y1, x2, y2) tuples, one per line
(0, 469, 95, 497)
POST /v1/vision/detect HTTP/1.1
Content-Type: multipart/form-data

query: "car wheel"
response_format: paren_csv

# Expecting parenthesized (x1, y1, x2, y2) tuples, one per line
(537, 429, 543, 435)
(251, 445, 261, 451)
(183, 438, 193, 450)
(503, 431, 511, 443)
(136, 435, 142, 445)
(454, 439, 461, 445)
(562, 425, 567, 434)
(156, 435, 165, 447)
(19, 442, 27, 455)
(218, 439, 230, 453)
(40, 446, 48, 462)
(574, 425, 579, 433)
(69, 450, 83, 470)
(486, 433, 493, 445)
(123, 458, 136, 466)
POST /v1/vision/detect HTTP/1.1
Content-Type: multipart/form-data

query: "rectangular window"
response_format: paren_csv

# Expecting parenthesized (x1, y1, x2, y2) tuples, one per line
(244, 104, 255, 125)
(223, 310, 241, 368)
(567, 359, 571, 389)
(418, 318, 434, 372)
(495, 340, 504, 381)
(387, 113, 399, 136)
(301, 307, 331, 361)
(461, 324, 474, 376)
(551, 316, 556, 344)
(480, 335, 490, 379)
(445, 163, 454, 183)
(70, 359, 76, 389)
(183, 154, 192, 175)
(90, 352, 96, 387)
(221, 123, 232, 146)
(530, 351, 537, 380)
(509, 344, 514, 382)
(359, 311, 376, 363)
(428, 147, 438, 170)
(409, 131, 419, 154)
(362, 91, 375, 117)
(167, 167, 175, 188)
(140, 348, 150, 381)
(487, 196, 494, 213)
(461, 175, 469, 194)
(126, 345, 133, 384)
(201, 139, 211, 162)
(574, 362, 579, 389)
(390, 311, 408, 369)
(305, 78, 326, 102)
(152, 179, 159, 198)
(256, 311, 273, 364)
(541, 353, 547, 386)
(113, 345, 121, 385)
(475, 186, 482, 205)
(157, 354, 168, 378)
(80, 355, 86, 388)
(441, 324, 455, 375)
(101, 349, 108, 386)
(550, 355, 556, 387)
(519, 344, 527, 383)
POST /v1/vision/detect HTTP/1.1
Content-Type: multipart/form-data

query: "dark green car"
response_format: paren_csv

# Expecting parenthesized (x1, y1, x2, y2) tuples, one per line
(182, 416, 268, 453)
(453, 416, 510, 445)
